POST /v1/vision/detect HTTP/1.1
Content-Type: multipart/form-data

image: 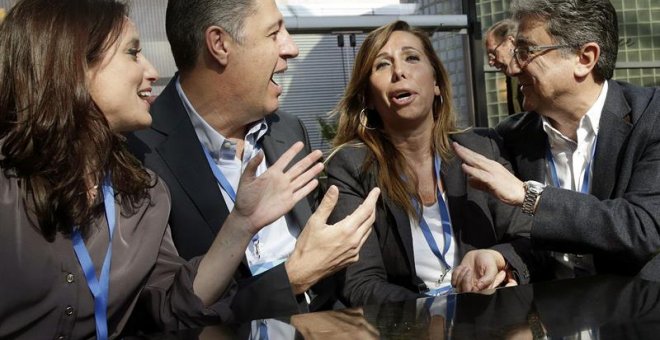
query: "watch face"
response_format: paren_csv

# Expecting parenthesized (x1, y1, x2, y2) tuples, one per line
(522, 181, 544, 215)
(527, 181, 545, 192)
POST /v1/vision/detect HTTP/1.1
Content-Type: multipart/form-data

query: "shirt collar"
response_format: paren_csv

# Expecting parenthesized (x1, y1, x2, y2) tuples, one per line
(541, 81, 608, 146)
(175, 76, 268, 160)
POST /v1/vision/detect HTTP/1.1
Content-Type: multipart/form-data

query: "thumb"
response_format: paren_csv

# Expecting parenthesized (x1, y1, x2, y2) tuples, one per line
(488, 270, 507, 289)
(242, 151, 264, 181)
(475, 262, 499, 290)
(313, 185, 339, 223)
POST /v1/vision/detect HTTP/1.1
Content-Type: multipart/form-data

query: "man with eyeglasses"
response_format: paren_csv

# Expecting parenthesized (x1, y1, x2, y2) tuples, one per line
(485, 19, 524, 115)
(451, 0, 660, 292)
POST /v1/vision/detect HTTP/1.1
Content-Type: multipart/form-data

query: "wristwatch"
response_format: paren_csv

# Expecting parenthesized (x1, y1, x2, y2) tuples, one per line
(522, 180, 545, 215)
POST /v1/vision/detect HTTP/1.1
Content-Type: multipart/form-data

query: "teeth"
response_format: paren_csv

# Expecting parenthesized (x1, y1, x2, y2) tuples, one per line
(396, 93, 411, 99)
(138, 91, 151, 98)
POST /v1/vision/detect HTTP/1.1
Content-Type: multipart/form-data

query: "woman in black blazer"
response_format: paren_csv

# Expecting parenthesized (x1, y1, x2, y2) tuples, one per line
(325, 20, 530, 307)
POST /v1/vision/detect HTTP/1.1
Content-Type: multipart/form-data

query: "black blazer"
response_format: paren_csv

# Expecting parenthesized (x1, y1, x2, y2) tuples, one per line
(496, 80, 660, 276)
(324, 128, 531, 306)
(127, 77, 316, 321)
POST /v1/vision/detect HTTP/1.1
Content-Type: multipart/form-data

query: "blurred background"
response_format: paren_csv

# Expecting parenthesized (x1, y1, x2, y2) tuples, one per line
(0, 0, 657, 154)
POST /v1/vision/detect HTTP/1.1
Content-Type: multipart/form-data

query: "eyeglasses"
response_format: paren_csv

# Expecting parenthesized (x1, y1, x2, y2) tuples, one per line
(487, 39, 508, 61)
(513, 44, 573, 65)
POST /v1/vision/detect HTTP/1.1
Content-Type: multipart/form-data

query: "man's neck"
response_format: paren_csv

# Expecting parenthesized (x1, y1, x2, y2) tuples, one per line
(179, 71, 248, 140)
(544, 81, 605, 142)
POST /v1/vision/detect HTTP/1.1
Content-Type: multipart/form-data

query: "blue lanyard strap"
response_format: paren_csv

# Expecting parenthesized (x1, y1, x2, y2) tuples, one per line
(202, 145, 237, 202)
(417, 156, 453, 270)
(202, 144, 262, 253)
(546, 138, 597, 193)
(72, 175, 116, 340)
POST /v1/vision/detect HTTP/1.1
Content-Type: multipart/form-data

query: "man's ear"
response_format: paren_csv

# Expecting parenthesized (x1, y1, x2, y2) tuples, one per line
(205, 26, 231, 66)
(575, 42, 600, 78)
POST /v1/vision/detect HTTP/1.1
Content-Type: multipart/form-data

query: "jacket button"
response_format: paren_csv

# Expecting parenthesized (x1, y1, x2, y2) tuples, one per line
(65, 306, 74, 316)
(66, 273, 75, 283)
(57, 336, 65, 340)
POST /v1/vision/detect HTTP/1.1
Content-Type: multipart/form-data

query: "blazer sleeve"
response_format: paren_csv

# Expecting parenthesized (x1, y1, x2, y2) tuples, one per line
(531, 96, 660, 272)
(325, 146, 421, 306)
(134, 184, 302, 331)
(459, 128, 541, 284)
(137, 228, 236, 330)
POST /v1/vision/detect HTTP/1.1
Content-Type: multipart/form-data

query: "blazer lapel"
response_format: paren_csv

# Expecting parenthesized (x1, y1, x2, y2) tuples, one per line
(384, 197, 417, 278)
(515, 114, 547, 182)
(261, 114, 312, 230)
(152, 79, 229, 236)
(443, 136, 498, 255)
(591, 81, 633, 199)
(440, 154, 468, 255)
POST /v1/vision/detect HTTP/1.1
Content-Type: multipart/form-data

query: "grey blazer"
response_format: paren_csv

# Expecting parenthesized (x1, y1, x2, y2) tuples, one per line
(127, 76, 318, 321)
(325, 128, 531, 306)
(496, 80, 660, 276)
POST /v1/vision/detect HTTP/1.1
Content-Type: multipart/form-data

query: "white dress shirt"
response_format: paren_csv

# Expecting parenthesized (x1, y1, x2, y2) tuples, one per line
(175, 77, 299, 276)
(541, 81, 607, 191)
(540, 81, 608, 277)
(410, 192, 458, 296)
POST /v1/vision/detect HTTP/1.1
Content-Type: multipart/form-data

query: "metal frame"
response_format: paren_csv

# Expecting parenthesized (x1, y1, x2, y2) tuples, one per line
(283, 13, 489, 127)
(284, 15, 468, 34)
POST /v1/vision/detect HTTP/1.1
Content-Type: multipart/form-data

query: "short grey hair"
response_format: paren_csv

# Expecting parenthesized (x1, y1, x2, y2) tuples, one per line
(510, 0, 618, 81)
(486, 19, 517, 43)
(166, 0, 257, 72)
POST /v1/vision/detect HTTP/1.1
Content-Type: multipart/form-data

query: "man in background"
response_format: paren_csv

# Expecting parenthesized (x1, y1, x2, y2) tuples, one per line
(485, 19, 524, 115)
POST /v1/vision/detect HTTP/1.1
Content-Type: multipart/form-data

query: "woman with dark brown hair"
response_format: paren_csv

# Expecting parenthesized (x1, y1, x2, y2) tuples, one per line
(326, 20, 530, 306)
(0, 0, 377, 338)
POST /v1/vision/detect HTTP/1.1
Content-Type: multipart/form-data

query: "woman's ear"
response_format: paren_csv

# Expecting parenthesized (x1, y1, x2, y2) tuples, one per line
(434, 82, 441, 96)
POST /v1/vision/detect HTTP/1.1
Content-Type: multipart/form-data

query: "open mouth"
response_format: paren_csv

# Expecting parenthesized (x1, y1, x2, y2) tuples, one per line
(271, 73, 283, 86)
(395, 92, 411, 99)
(390, 91, 414, 105)
(138, 90, 155, 104)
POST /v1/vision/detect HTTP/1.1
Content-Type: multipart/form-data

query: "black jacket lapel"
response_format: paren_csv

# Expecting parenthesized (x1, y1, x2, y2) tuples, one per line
(153, 79, 230, 236)
(591, 81, 633, 199)
(261, 114, 312, 231)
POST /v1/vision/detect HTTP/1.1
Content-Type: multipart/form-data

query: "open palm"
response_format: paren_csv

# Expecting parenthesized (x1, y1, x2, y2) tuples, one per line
(233, 142, 323, 235)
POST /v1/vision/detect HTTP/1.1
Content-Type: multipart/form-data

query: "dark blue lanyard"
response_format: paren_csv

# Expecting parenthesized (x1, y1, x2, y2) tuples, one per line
(417, 156, 453, 270)
(201, 145, 261, 250)
(546, 138, 597, 193)
(72, 176, 115, 340)
(259, 320, 268, 340)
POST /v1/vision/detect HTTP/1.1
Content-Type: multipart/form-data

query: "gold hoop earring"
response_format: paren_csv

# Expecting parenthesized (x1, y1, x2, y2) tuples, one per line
(359, 108, 376, 130)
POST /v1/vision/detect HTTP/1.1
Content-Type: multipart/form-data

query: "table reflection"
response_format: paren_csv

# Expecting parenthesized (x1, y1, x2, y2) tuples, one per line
(129, 275, 660, 339)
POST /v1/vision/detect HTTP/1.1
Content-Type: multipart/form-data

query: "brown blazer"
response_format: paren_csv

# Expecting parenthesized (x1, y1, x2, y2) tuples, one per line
(0, 170, 233, 339)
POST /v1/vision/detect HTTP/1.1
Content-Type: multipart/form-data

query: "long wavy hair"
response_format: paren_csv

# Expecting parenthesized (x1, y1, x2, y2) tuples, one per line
(0, 0, 153, 241)
(332, 20, 457, 216)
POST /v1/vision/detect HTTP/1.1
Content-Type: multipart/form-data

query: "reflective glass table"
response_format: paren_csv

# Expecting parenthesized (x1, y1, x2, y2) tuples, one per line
(130, 275, 660, 339)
